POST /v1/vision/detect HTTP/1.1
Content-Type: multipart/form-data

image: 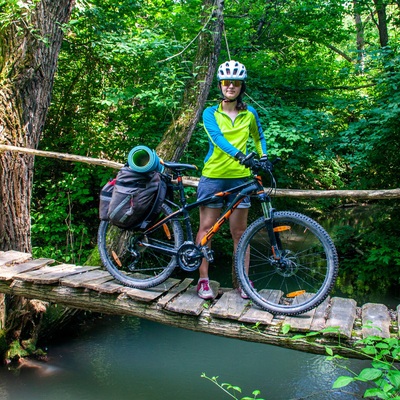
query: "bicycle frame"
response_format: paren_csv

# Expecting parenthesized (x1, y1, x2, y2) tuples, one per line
(98, 154, 338, 315)
(140, 171, 277, 261)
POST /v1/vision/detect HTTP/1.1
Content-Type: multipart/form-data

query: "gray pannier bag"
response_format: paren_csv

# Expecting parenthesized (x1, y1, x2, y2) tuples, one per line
(99, 165, 167, 230)
(99, 178, 116, 221)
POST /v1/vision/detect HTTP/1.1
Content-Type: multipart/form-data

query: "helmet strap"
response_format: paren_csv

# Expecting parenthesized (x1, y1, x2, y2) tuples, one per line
(223, 98, 238, 103)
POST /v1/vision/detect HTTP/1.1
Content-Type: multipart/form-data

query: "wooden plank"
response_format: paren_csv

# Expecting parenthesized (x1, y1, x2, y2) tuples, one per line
(80, 278, 123, 294)
(239, 290, 283, 325)
(15, 265, 98, 284)
(157, 278, 193, 308)
(0, 258, 54, 280)
(0, 251, 31, 267)
(164, 281, 220, 316)
(60, 269, 112, 287)
(284, 293, 316, 332)
(310, 297, 330, 331)
(15, 264, 74, 280)
(325, 297, 357, 338)
(122, 277, 180, 302)
(362, 303, 390, 338)
(210, 290, 249, 320)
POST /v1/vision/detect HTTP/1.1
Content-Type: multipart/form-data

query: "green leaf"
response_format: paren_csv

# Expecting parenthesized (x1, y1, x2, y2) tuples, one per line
(333, 376, 354, 389)
(388, 370, 400, 388)
(325, 346, 333, 356)
(357, 368, 383, 382)
(291, 334, 306, 340)
(364, 388, 386, 398)
(282, 324, 291, 334)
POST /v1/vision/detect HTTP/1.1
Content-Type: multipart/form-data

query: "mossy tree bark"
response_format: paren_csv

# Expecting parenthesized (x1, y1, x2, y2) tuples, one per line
(156, 0, 224, 161)
(0, 0, 75, 361)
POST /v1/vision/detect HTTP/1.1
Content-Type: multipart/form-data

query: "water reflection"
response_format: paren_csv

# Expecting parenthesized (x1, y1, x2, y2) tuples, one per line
(0, 315, 370, 400)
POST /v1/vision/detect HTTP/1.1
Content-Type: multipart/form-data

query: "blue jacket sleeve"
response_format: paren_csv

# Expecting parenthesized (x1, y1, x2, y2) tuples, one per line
(202, 106, 240, 158)
(248, 106, 268, 155)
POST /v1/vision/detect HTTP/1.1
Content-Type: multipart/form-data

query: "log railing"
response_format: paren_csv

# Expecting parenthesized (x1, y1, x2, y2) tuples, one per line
(1, 144, 400, 199)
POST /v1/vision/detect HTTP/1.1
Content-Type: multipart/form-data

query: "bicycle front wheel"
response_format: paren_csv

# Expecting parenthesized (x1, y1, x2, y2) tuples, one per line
(235, 211, 338, 315)
(98, 203, 184, 289)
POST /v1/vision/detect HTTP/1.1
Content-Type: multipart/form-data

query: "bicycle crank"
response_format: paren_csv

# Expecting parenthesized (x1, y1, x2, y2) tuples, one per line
(177, 242, 203, 272)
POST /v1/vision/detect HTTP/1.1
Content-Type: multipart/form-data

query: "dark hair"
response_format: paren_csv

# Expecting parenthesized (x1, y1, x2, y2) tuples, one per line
(236, 82, 248, 110)
(218, 82, 247, 111)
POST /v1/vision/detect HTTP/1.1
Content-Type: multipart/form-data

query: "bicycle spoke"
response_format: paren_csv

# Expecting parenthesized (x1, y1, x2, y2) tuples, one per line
(235, 211, 338, 315)
(98, 203, 184, 289)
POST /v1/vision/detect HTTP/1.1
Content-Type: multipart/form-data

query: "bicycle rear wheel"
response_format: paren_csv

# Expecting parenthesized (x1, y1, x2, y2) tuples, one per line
(235, 211, 338, 315)
(98, 203, 184, 289)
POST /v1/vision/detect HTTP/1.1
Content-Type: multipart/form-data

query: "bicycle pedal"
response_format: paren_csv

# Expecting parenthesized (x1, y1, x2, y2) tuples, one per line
(201, 247, 214, 262)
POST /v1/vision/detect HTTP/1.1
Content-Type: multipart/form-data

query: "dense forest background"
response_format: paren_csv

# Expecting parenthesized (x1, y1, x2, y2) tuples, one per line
(30, 0, 399, 299)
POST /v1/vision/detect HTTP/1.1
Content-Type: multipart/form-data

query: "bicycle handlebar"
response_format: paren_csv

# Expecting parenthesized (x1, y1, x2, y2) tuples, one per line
(162, 153, 280, 176)
(244, 152, 281, 174)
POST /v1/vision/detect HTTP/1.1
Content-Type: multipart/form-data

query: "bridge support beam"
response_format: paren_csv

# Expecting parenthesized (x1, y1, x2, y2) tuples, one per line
(0, 279, 366, 359)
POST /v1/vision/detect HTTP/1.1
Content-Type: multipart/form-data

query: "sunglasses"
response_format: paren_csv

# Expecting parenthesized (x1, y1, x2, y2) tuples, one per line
(220, 80, 243, 87)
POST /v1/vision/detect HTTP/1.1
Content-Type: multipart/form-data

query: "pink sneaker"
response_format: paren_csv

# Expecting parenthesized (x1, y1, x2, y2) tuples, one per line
(197, 279, 214, 300)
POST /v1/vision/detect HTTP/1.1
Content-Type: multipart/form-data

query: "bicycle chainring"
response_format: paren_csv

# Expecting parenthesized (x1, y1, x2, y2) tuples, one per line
(177, 242, 203, 272)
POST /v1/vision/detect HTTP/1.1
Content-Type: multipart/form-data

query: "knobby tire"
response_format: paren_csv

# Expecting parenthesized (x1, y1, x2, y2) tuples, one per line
(235, 211, 338, 315)
(98, 203, 184, 289)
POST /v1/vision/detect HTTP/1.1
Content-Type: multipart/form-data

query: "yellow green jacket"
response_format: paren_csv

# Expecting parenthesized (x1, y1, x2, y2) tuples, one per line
(202, 103, 267, 178)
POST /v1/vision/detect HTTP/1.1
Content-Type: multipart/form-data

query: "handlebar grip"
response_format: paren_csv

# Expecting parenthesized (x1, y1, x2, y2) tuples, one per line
(272, 157, 281, 165)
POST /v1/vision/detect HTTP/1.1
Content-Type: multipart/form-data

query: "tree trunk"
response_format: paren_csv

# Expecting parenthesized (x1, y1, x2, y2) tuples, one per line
(0, 0, 75, 362)
(0, 0, 75, 252)
(353, 0, 366, 71)
(156, 0, 224, 161)
(373, 0, 389, 47)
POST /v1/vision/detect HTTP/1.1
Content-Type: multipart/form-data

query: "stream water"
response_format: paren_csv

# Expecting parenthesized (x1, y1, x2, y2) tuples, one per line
(0, 316, 370, 400)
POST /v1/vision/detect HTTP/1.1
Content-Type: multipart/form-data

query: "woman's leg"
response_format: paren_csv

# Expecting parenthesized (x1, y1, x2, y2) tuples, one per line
(229, 208, 249, 252)
(196, 206, 221, 279)
(229, 208, 250, 292)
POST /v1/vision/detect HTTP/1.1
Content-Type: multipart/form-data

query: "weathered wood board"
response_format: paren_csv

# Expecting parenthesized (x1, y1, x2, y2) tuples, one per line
(284, 293, 317, 332)
(362, 303, 391, 338)
(0, 251, 32, 267)
(238, 290, 283, 325)
(121, 277, 180, 302)
(0, 258, 54, 280)
(209, 290, 249, 320)
(15, 265, 98, 284)
(60, 269, 111, 287)
(310, 297, 330, 331)
(165, 281, 220, 316)
(325, 297, 357, 338)
(158, 278, 193, 308)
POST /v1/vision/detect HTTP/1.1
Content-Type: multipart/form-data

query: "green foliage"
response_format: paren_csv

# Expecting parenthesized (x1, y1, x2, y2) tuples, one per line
(331, 335, 400, 399)
(0, 330, 7, 360)
(7, 340, 29, 360)
(201, 373, 265, 400)
(285, 324, 400, 399)
(333, 202, 400, 297)
(0, 0, 39, 32)
(31, 161, 103, 264)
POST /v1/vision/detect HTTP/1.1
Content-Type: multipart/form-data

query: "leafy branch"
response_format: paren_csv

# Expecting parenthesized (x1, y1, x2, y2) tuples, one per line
(281, 323, 400, 399)
(201, 373, 265, 400)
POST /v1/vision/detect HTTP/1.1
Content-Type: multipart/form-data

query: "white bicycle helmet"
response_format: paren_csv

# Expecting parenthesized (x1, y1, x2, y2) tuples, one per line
(217, 60, 247, 81)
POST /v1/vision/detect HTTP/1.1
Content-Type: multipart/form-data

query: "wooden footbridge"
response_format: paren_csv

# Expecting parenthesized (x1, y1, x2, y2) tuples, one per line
(0, 250, 398, 358)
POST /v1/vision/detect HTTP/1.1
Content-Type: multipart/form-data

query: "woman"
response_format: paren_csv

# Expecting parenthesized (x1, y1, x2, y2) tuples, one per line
(196, 60, 268, 300)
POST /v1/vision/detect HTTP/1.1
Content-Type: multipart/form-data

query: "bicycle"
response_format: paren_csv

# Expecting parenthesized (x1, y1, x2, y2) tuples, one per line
(97, 153, 339, 315)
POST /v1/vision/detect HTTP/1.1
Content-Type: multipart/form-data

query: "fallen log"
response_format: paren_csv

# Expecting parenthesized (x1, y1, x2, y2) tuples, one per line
(0, 279, 362, 359)
(1, 145, 400, 199)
